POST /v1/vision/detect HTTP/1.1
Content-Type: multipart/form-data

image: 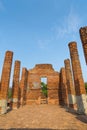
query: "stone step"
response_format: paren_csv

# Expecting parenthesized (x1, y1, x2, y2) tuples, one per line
(40, 99, 48, 104)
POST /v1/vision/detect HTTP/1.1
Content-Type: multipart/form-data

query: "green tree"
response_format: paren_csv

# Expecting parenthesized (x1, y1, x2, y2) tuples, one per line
(85, 82, 87, 94)
(41, 82, 48, 97)
(8, 87, 12, 99)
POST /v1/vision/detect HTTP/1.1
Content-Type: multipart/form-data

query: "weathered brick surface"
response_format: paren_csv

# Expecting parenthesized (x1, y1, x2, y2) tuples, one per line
(68, 42, 86, 95)
(12, 61, 21, 109)
(0, 51, 13, 114)
(26, 64, 59, 105)
(68, 42, 87, 114)
(20, 68, 28, 106)
(79, 26, 87, 64)
(58, 73, 63, 105)
(59, 68, 68, 106)
(64, 59, 76, 108)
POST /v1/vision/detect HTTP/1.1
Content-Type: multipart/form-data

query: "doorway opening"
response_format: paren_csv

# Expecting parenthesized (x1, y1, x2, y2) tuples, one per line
(40, 77, 48, 104)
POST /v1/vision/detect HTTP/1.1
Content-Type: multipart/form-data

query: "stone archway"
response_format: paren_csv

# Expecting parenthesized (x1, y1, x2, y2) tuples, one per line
(26, 64, 59, 105)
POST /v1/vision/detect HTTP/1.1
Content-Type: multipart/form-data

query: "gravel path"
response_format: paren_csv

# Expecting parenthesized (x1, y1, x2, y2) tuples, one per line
(0, 104, 87, 129)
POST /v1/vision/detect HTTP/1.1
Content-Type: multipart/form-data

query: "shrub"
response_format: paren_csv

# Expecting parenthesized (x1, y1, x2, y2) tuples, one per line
(41, 82, 48, 97)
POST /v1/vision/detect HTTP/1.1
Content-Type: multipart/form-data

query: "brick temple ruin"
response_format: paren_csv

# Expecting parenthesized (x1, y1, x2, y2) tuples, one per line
(0, 26, 87, 115)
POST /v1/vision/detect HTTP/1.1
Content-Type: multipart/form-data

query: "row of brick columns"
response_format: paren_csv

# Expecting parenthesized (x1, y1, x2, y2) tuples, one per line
(59, 41, 87, 114)
(0, 52, 28, 114)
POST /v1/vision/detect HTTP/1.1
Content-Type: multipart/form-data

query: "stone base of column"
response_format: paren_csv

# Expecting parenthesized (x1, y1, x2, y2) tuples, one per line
(0, 99, 7, 114)
(69, 104, 77, 110)
(20, 97, 26, 107)
(68, 94, 76, 109)
(76, 94, 87, 115)
(12, 98, 19, 109)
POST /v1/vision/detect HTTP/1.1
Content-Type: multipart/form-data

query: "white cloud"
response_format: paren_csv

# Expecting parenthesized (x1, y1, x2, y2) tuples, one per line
(55, 8, 81, 39)
(37, 8, 81, 49)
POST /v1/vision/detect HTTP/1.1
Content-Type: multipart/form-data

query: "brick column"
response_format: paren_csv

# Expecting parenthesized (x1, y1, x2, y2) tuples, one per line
(68, 42, 87, 114)
(0, 51, 13, 114)
(20, 68, 28, 106)
(64, 59, 76, 109)
(79, 27, 87, 64)
(12, 60, 21, 109)
(58, 73, 63, 105)
(60, 68, 68, 106)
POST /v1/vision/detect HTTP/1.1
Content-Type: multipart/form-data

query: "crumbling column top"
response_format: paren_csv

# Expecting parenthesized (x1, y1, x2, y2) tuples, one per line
(64, 59, 70, 63)
(80, 26, 87, 32)
(68, 41, 77, 47)
(5, 50, 13, 54)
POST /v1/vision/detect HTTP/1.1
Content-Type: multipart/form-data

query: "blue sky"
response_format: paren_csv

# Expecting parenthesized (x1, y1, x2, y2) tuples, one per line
(0, 0, 87, 84)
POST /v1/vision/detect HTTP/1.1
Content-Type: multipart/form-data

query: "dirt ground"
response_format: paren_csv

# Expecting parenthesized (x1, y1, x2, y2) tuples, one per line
(0, 104, 87, 130)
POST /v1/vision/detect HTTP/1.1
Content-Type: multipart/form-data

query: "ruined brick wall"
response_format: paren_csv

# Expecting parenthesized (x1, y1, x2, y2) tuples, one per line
(26, 64, 59, 105)
(47, 73, 59, 104)
(79, 27, 87, 64)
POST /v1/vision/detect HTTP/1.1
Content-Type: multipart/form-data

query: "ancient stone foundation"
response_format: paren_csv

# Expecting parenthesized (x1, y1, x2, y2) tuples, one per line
(80, 26, 87, 64)
(68, 42, 87, 114)
(0, 51, 13, 114)
(64, 59, 76, 109)
(12, 61, 21, 109)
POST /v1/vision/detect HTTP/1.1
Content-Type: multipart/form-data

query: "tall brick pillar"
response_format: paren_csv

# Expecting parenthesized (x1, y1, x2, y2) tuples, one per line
(79, 27, 87, 64)
(64, 59, 76, 109)
(20, 68, 28, 106)
(68, 42, 87, 114)
(12, 60, 21, 109)
(60, 68, 68, 106)
(0, 51, 13, 114)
